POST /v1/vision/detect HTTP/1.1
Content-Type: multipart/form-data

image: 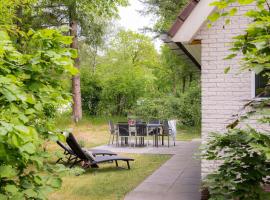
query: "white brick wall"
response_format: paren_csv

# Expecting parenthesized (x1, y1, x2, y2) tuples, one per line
(193, 4, 262, 177)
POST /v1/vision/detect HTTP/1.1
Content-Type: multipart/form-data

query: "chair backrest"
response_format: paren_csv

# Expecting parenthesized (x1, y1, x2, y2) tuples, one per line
(162, 120, 170, 135)
(149, 120, 160, 124)
(57, 141, 74, 155)
(118, 123, 129, 136)
(66, 133, 94, 162)
(108, 120, 115, 134)
(135, 123, 147, 136)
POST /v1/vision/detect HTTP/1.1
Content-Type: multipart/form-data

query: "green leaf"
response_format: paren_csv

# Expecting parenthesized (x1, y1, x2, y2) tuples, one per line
(208, 12, 221, 22)
(224, 67, 231, 74)
(5, 184, 18, 193)
(254, 65, 264, 74)
(24, 189, 37, 198)
(229, 8, 237, 16)
(0, 165, 17, 178)
(20, 143, 36, 154)
(14, 125, 30, 134)
(237, 0, 255, 5)
(224, 54, 237, 60)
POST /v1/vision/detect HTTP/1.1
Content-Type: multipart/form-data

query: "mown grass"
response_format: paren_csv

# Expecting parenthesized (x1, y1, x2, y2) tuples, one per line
(50, 154, 170, 200)
(49, 114, 171, 200)
(176, 125, 201, 141)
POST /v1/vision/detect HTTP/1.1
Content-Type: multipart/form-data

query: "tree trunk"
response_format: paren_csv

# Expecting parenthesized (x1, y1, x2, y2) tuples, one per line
(189, 73, 193, 86)
(182, 76, 186, 93)
(70, 19, 82, 122)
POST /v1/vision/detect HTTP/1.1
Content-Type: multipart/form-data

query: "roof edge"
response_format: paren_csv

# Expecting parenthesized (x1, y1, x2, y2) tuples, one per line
(168, 0, 200, 38)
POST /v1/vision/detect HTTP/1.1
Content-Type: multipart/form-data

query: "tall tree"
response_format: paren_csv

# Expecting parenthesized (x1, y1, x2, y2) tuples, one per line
(21, 0, 128, 121)
(139, 0, 187, 33)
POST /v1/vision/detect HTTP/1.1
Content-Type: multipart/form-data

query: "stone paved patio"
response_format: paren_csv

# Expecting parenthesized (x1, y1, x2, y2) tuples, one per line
(94, 140, 201, 200)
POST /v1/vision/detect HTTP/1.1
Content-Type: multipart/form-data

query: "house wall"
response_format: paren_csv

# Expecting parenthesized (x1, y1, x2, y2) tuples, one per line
(194, 4, 260, 177)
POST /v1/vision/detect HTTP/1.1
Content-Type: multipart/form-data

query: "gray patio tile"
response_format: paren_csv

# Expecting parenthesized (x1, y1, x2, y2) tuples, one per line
(125, 192, 166, 200)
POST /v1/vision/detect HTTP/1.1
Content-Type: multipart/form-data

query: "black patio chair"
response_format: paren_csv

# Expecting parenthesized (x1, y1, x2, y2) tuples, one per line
(117, 123, 130, 146)
(66, 133, 134, 169)
(135, 123, 147, 146)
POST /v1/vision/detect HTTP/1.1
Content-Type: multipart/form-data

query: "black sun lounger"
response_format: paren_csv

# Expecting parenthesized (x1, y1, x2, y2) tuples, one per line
(56, 139, 117, 164)
(66, 133, 134, 169)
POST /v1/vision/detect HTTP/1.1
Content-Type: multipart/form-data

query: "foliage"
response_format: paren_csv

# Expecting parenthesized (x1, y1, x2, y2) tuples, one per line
(203, 2, 270, 199)
(202, 128, 270, 200)
(178, 82, 201, 126)
(80, 30, 159, 116)
(81, 69, 102, 116)
(155, 45, 199, 95)
(133, 82, 201, 125)
(139, 0, 187, 33)
(208, 0, 270, 78)
(0, 24, 77, 199)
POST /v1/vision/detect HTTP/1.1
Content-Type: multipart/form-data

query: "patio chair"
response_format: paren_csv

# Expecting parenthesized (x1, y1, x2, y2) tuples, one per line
(66, 133, 134, 169)
(108, 121, 118, 145)
(117, 123, 130, 146)
(147, 120, 162, 146)
(134, 123, 147, 147)
(160, 120, 172, 147)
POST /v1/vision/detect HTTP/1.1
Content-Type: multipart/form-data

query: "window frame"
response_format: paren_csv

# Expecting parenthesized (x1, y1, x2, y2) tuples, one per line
(251, 71, 270, 99)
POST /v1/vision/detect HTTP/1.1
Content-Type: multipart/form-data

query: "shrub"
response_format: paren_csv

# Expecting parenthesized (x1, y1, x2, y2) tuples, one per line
(132, 82, 201, 126)
(202, 128, 270, 200)
(81, 71, 102, 116)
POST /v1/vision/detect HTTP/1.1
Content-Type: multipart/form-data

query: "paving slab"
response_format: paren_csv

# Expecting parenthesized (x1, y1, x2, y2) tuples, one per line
(93, 141, 201, 200)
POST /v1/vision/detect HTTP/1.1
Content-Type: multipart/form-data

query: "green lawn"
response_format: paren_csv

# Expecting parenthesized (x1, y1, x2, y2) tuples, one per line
(176, 126, 201, 141)
(49, 115, 171, 200)
(49, 116, 199, 200)
(50, 154, 170, 200)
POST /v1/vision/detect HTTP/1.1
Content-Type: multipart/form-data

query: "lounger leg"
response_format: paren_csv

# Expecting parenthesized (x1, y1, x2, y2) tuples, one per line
(127, 161, 130, 170)
(115, 160, 118, 167)
(112, 135, 114, 145)
(168, 135, 170, 147)
(70, 158, 78, 168)
(56, 158, 63, 163)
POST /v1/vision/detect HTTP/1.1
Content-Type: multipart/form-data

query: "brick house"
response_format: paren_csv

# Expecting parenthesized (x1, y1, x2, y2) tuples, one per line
(163, 0, 269, 177)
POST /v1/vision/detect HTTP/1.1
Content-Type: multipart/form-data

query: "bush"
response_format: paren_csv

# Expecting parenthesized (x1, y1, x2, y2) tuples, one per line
(178, 82, 201, 126)
(202, 128, 270, 200)
(132, 82, 201, 126)
(81, 71, 102, 116)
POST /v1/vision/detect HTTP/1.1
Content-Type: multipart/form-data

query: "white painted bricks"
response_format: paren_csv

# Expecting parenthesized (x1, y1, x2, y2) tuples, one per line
(194, 4, 260, 178)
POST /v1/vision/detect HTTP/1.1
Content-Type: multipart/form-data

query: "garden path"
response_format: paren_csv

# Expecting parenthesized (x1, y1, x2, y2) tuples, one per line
(94, 140, 201, 200)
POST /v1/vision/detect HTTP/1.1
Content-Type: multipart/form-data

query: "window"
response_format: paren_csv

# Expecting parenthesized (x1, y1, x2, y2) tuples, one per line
(255, 71, 270, 98)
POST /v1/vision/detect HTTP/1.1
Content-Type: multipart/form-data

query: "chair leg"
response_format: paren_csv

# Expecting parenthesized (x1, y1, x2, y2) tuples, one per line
(115, 160, 118, 167)
(168, 135, 170, 147)
(127, 161, 130, 169)
(112, 135, 114, 145)
(108, 135, 112, 145)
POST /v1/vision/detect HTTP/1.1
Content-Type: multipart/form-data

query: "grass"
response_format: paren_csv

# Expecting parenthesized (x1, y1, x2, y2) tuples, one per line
(176, 125, 201, 141)
(49, 114, 171, 200)
(50, 154, 170, 200)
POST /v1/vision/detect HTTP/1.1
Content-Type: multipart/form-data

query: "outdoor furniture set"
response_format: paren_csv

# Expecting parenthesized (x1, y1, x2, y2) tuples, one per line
(108, 120, 176, 147)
